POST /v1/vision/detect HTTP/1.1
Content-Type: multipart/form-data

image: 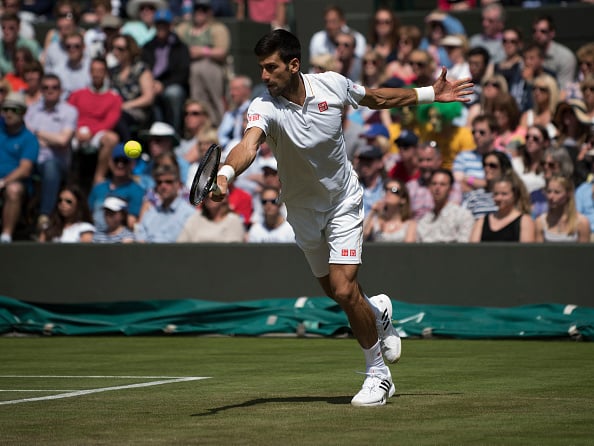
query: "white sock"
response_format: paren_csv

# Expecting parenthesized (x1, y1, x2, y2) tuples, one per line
(363, 340, 386, 371)
(0, 233, 12, 243)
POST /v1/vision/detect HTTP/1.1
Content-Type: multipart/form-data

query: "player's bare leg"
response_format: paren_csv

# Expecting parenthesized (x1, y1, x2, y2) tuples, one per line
(318, 264, 395, 406)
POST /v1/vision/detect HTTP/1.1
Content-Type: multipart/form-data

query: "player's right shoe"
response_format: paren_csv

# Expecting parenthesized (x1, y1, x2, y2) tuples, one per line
(351, 367, 395, 407)
(369, 294, 402, 363)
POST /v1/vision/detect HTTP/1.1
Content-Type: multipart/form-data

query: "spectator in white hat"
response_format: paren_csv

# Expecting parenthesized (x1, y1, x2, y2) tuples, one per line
(0, 91, 38, 242)
(121, 0, 167, 47)
(93, 196, 136, 243)
(134, 122, 190, 190)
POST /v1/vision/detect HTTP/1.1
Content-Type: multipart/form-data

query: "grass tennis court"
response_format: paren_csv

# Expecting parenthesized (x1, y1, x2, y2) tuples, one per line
(1, 337, 593, 445)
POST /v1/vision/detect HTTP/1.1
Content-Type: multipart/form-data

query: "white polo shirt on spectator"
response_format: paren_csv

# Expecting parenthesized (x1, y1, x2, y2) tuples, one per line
(245, 71, 366, 211)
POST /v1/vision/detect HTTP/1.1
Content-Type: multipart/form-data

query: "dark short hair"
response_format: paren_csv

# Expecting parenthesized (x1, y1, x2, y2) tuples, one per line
(42, 73, 62, 87)
(467, 46, 490, 66)
(483, 150, 512, 173)
(254, 29, 301, 64)
(430, 168, 454, 186)
(472, 113, 499, 134)
(523, 43, 545, 58)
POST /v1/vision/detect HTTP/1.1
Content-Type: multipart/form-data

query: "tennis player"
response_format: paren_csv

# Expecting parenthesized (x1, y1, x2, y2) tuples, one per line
(214, 30, 472, 406)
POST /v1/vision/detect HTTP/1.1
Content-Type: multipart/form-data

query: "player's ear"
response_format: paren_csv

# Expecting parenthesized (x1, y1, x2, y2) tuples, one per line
(288, 57, 300, 74)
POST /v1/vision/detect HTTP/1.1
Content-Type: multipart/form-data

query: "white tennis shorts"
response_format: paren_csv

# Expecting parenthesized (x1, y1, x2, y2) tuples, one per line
(286, 188, 364, 278)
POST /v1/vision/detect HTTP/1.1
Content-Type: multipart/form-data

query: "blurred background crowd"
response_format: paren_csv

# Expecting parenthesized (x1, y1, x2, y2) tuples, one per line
(0, 0, 593, 244)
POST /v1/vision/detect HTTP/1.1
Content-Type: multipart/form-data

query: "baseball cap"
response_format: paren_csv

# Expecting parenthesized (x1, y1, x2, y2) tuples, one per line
(111, 143, 127, 159)
(260, 157, 278, 172)
(154, 9, 173, 24)
(395, 130, 419, 147)
(103, 196, 128, 212)
(356, 145, 383, 159)
(360, 123, 390, 140)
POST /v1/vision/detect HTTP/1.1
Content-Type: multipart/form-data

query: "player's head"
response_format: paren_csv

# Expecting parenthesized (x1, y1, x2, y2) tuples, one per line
(254, 29, 301, 65)
(254, 29, 302, 97)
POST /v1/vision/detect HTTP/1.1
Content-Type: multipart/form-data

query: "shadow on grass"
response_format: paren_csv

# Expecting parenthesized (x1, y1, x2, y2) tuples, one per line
(192, 392, 462, 416)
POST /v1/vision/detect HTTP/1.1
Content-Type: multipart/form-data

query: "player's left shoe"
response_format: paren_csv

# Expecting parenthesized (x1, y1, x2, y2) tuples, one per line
(369, 294, 401, 363)
(350, 367, 395, 407)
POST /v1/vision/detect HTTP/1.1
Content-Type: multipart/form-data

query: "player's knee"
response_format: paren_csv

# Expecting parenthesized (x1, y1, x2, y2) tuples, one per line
(331, 281, 359, 307)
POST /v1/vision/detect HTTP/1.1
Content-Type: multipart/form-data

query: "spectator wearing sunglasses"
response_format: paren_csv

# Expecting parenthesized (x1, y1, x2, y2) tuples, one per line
(177, 192, 245, 243)
(363, 180, 416, 243)
(247, 186, 295, 243)
(88, 143, 145, 233)
(47, 31, 91, 100)
(38, 184, 95, 243)
(531, 15, 576, 89)
(24, 73, 78, 233)
(463, 150, 511, 220)
(0, 91, 38, 243)
(42, 3, 84, 72)
(519, 73, 559, 140)
(493, 27, 523, 106)
(453, 114, 496, 197)
(135, 164, 195, 242)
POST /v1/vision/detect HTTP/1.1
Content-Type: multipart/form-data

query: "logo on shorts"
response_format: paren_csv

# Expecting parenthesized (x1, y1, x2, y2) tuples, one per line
(341, 249, 358, 257)
(248, 113, 260, 121)
(318, 101, 328, 112)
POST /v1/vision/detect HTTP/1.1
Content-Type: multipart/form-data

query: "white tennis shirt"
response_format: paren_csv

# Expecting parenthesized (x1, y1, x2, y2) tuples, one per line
(245, 71, 366, 211)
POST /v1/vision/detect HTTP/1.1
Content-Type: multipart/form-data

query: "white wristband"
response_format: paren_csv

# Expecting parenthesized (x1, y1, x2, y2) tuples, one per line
(217, 164, 235, 183)
(415, 86, 435, 104)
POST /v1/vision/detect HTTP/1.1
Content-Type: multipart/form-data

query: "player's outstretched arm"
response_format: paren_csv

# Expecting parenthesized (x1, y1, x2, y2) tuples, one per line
(213, 126, 265, 200)
(359, 67, 473, 110)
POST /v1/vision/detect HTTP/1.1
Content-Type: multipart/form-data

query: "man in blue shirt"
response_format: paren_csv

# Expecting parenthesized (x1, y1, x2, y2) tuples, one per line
(88, 144, 145, 232)
(0, 92, 39, 242)
(135, 164, 195, 242)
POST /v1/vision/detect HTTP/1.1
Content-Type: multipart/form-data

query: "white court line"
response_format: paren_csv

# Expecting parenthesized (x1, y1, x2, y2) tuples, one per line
(0, 376, 210, 406)
(0, 390, 79, 392)
(0, 375, 198, 379)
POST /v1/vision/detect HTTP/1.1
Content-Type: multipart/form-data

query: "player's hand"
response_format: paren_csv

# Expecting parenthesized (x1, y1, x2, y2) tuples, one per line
(211, 175, 228, 202)
(433, 67, 474, 103)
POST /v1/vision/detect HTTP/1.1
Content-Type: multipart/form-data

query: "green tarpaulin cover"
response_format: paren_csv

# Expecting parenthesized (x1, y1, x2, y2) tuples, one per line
(1, 296, 592, 340)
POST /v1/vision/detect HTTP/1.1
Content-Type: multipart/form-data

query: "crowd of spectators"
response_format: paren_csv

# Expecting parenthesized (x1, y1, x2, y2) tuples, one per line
(0, 0, 593, 244)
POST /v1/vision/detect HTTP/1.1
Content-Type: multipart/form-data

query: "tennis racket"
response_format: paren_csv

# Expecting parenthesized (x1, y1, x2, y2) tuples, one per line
(189, 143, 222, 206)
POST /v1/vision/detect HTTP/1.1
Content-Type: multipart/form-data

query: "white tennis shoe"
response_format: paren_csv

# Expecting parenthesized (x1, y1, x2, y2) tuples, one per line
(351, 367, 395, 407)
(369, 294, 402, 363)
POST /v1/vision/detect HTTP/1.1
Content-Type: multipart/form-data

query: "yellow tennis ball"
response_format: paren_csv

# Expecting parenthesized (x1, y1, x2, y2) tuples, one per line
(124, 140, 142, 158)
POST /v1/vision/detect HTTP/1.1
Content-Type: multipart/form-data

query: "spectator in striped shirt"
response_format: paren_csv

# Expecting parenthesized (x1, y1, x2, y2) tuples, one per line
(453, 113, 497, 199)
(463, 150, 512, 219)
(92, 196, 136, 243)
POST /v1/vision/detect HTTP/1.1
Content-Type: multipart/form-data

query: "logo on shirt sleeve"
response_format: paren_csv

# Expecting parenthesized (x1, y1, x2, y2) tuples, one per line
(247, 113, 260, 122)
(341, 248, 358, 257)
(318, 101, 328, 112)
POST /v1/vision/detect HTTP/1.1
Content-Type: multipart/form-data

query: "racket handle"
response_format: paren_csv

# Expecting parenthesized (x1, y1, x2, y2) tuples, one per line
(210, 182, 222, 196)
